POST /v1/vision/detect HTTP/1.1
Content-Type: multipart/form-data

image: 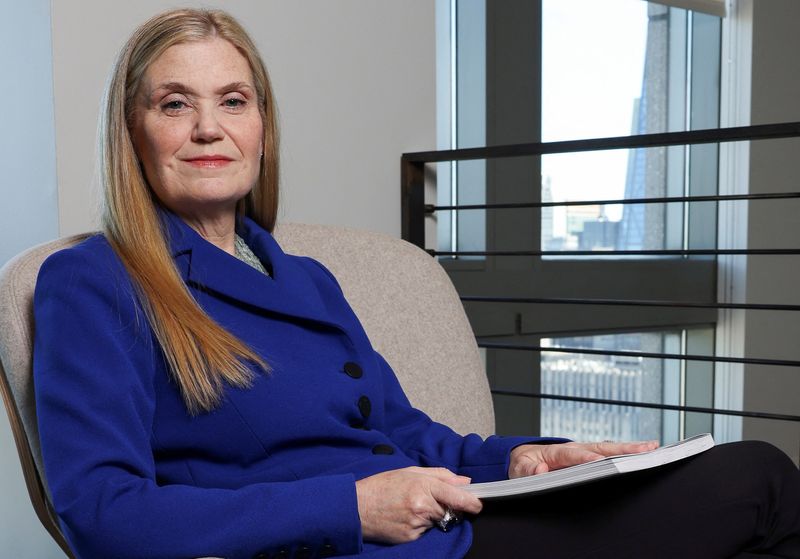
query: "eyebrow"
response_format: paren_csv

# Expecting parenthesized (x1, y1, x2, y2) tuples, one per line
(148, 81, 255, 98)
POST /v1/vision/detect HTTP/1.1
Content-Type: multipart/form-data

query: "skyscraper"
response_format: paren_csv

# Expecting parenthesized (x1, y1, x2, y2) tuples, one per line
(617, 4, 668, 251)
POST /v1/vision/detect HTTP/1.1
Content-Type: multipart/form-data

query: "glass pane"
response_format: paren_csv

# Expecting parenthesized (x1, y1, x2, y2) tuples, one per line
(540, 331, 681, 443)
(542, 0, 650, 143)
(541, 1, 720, 255)
(436, 0, 487, 258)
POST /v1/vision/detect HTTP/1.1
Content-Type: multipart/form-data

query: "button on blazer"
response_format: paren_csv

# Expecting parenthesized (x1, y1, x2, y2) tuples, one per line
(33, 210, 564, 559)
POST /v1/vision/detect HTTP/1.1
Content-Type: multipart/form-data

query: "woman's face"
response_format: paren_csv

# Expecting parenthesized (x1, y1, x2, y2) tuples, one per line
(131, 38, 263, 223)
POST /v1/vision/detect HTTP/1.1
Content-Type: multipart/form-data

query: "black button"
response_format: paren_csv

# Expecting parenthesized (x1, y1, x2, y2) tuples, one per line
(344, 362, 363, 378)
(253, 553, 270, 559)
(275, 549, 289, 559)
(372, 444, 394, 455)
(294, 545, 312, 559)
(320, 543, 337, 557)
(358, 395, 372, 418)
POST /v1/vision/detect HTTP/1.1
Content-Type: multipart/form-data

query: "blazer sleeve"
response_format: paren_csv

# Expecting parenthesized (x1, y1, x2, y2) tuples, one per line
(374, 352, 570, 483)
(33, 245, 362, 559)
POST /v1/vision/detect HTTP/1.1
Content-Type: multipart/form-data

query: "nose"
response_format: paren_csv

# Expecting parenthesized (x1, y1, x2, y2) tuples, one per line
(191, 106, 225, 143)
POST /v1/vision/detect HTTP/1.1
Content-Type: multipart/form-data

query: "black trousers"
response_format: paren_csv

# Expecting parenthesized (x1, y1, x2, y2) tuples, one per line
(466, 441, 799, 559)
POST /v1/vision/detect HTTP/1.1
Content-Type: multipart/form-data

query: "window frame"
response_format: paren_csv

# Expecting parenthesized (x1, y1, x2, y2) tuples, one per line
(434, 0, 726, 441)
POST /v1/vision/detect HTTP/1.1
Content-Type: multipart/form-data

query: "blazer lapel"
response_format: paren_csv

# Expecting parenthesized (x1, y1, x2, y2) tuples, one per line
(160, 209, 347, 332)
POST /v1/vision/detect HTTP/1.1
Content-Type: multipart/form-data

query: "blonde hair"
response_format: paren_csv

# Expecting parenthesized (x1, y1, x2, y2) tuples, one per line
(100, 8, 278, 414)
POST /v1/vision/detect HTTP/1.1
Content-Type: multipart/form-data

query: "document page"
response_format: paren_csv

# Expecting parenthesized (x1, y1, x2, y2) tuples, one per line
(465, 433, 715, 499)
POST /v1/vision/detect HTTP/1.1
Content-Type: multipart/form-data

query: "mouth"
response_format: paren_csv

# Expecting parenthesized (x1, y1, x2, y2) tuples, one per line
(182, 155, 234, 168)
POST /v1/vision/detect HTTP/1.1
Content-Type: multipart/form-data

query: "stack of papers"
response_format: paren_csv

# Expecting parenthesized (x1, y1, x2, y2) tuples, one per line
(466, 433, 715, 499)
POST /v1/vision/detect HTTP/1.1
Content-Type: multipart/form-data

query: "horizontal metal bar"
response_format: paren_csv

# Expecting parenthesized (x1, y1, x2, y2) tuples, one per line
(427, 191, 800, 213)
(477, 341, 800, 368)
(432, 248, 800, 257)
(461, 295, 800, 312)
(403, 121, 800, 163)
(490, 389, 800, 423)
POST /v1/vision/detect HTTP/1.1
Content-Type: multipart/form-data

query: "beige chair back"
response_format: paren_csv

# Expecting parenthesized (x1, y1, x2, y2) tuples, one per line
(0, 236, 84, 558)
(0, 224, 493, 557)
(274, 223, 494, 437)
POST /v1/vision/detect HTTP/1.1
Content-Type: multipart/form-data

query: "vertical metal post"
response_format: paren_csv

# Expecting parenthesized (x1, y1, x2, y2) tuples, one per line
(401, 157, 426, 249)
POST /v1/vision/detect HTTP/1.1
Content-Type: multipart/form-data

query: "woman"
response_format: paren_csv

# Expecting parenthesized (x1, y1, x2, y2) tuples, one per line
(33, 8, 798, 559)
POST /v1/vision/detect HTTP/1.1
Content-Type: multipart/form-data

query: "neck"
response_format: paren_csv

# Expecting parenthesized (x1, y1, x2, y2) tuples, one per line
(177, 209, 238, 255)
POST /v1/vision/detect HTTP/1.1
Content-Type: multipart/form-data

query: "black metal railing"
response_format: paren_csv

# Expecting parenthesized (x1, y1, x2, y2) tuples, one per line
(401, 122, 800, 426)
(402, 121, 800, 246)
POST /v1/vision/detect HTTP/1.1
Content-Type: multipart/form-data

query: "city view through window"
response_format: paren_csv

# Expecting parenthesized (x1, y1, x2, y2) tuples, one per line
(539, 1, 719, 442)
(540, 333, 674, 443)
(437, 0, 720, 442)
(542, 1, 663, 254)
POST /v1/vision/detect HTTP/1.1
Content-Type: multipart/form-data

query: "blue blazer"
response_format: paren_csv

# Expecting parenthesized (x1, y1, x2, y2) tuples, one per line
(33, 211, 564, 559)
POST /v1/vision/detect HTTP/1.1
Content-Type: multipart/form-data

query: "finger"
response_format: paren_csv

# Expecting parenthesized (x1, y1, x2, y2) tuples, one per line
(407, 490, 447, 531)
(410, 467, 467, 483)
(416, 499, 447, 526)
(534, 461, 550, 475)
(442, 475, 472, 486)
(406, 486, 446, 529)
(430, 481, 483, 515)
(509, 453, 540, 478)
(586, 440, 659, 456)
(416, 468, 474, 487)
(544, 446, 605, 470)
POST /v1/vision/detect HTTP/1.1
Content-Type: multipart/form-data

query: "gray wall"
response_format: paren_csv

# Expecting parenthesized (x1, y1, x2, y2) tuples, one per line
(51, 0, 436, 237)
(742, 0, 800, 463)
(0, 0, 62, 557)
(0, 0, 59, 264)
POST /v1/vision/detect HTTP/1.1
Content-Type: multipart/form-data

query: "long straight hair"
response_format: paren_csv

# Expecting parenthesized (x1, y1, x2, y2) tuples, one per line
(100, 9, 278, 414)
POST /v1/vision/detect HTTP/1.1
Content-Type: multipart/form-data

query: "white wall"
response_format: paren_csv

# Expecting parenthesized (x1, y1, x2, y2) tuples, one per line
(51, 0, 436, 237)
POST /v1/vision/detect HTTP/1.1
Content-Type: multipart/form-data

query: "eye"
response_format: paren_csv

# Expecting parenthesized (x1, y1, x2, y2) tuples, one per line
(223, 97, 247, 110)
(161, 98, 189, 113)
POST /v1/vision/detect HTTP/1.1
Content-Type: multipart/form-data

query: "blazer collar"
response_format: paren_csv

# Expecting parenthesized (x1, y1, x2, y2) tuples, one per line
(159, 208, 345, 331)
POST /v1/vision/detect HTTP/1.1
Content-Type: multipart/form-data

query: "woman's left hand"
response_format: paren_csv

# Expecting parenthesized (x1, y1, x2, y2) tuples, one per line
(508, 440, 659, 479)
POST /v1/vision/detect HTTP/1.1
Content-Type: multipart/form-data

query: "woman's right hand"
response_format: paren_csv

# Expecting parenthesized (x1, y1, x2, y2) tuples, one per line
(355, 466, 483, 544)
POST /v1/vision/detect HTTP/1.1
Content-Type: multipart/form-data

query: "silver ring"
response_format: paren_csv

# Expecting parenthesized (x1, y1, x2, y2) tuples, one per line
(436, 507, 462, 532)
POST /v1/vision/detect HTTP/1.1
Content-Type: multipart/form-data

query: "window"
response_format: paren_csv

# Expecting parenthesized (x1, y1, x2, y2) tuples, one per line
(435, 0, 724, 443)
(540, 328, 715, 442)
(541, 332, 676, 443)
(542, 1, 721, 255)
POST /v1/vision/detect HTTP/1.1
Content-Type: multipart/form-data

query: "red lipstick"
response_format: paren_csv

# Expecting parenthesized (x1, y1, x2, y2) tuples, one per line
(183, 155, 234, 168)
